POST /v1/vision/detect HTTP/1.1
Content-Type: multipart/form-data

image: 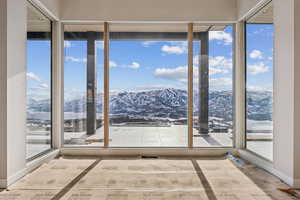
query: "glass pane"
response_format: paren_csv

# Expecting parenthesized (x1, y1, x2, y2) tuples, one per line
(109, 23, 188, 147)
(26, 2, 52, 159)
(246, 2, 274, 160)
(63, 24, 104, 147)
(193, 25, 234, 147)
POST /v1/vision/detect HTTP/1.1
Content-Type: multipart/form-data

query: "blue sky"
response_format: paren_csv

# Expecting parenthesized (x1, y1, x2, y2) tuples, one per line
(27, 40, 51, 100)
(246, 24, 273, 92)
(27, 24, 273, 100)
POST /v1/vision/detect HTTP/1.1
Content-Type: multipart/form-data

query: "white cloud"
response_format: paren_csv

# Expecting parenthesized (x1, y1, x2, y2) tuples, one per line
(209, 31, 233, 45)
(193, 56, 232, 75)
(249, 50, 263, 59)
(247, 85, 272, 92)
(142, 41, 158, 47)
(96, 41, 104, 49)
(153, 65, 233, 91)
(109, 60, 117, 68)
(153, 66, 187, 82)
(248, 62, 269, 75)
(135, 84, 176, 91)
(153, 56, 232, 82)
(127, 62, 140, 69)
(209, 68, 226, 75)
(210, 56, 232, 68)
(64, 41, 72, 48)
(153, 65, 233, 90)
(209, 56, 232, 75)
(209, 78, 232, 90)
(39, 83, 49, 89)
(268, 56, 273, 61)
(27, 72, 41, 82)
(193, 55, 199, 65)
(161, 45, 186, 55)
(209, 78, 232, 86)
(65, 56, 87, 63)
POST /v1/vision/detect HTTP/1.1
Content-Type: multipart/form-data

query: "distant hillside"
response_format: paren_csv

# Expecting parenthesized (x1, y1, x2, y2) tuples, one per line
(28, 88, 273, 121)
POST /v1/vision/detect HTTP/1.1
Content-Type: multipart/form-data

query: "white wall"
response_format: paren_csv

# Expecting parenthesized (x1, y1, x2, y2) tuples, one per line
(293, 0, 300, 184)
(7, 0, 27, 180)
(273, 0, 300, 187)
(60, 0, 237, 22)
(0, 0, 27, 188)
(0, 0, 8, 187)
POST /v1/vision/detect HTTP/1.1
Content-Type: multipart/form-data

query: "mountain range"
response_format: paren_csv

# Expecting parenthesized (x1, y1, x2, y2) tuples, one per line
(28, 88, 273, 121)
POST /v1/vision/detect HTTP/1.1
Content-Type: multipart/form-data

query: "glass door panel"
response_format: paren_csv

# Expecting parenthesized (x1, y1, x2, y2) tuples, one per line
(109, 23, 188, 147)
(63, 24, 104, 147)
(193, 24, 234, 147)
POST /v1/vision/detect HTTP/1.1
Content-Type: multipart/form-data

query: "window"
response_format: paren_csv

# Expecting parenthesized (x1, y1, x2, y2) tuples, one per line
(26, 2, 52, 159)
(62, 23, 235, 148)
(246, 2, 274, 160)
(63, 24, 104, 147)
(193, 25, 234, 147)
(108, 23, 188, 147)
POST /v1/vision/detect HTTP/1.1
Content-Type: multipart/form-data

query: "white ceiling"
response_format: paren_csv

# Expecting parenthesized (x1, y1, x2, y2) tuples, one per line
(64, 23, 226, 33)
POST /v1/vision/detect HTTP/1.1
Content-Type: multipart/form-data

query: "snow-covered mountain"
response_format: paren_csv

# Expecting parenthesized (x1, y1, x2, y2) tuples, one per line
(109, 88, 188, 119)
(28, 88, 272, 121)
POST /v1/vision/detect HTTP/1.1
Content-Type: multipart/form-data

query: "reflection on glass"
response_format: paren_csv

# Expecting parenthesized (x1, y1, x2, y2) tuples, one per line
(109, 23, 188, 147)
(245, 2, 273, 160)
(246, 23, 274, 160)
(63, 25, 104, 147)
(193, 25, 234, 147)
(26, 2, 52, 159)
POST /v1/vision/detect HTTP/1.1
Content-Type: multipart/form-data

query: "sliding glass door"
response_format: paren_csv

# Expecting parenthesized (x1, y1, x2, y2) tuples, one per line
(246, 2, 274, 160)
(193, 24, 234, 147)
(63, 23, 235, 148)
(26, 2, 53, 159)
(63, 24, 104, 147)
(108, 23, 188, 147)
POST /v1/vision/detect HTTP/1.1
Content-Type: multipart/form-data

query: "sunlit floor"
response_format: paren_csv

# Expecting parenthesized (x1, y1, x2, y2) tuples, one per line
(0, 157, 296, 200)
(27, 126, 273, 162)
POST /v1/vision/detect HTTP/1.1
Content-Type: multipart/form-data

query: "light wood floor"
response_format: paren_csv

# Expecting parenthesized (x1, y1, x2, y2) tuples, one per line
(0, 156, 298, 200)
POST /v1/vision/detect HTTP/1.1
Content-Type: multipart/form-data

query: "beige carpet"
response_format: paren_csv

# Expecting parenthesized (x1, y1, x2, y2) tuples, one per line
(0, 157, 296, 200)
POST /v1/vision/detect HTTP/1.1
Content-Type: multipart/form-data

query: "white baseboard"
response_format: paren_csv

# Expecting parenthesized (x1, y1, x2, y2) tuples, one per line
(294, 178, 300, 188)
(5, 149, 59, 188)
(0, 179, 7, 188)
(238, 149, 295, 187)
(61, 147, 237, 157)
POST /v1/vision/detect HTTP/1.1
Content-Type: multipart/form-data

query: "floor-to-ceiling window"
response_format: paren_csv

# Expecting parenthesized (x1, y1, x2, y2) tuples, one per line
(62, 23, 235, 148)
(108, 23, 188, 147)
(193, 24, 234, 147)
(246, 2, 274, 160)
(26, 2, 52, 159)
(63, 24, 104, 147)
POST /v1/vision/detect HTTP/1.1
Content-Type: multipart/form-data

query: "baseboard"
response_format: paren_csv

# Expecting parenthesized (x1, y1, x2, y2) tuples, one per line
(25, 149, 59, 173)
(0, 179, 7, 188)
(238, 149, 295, 187)
(6, 149, 59, 187)
(294, 178, 300, 188)
(61, 147, 237, 157)
(6, 167, 27, 188)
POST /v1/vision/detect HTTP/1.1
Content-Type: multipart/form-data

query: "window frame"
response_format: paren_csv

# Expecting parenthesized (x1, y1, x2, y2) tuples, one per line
(244, 2, 274, 162)
(61, 22, 236, 149)
(26, 1, 54, 161)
